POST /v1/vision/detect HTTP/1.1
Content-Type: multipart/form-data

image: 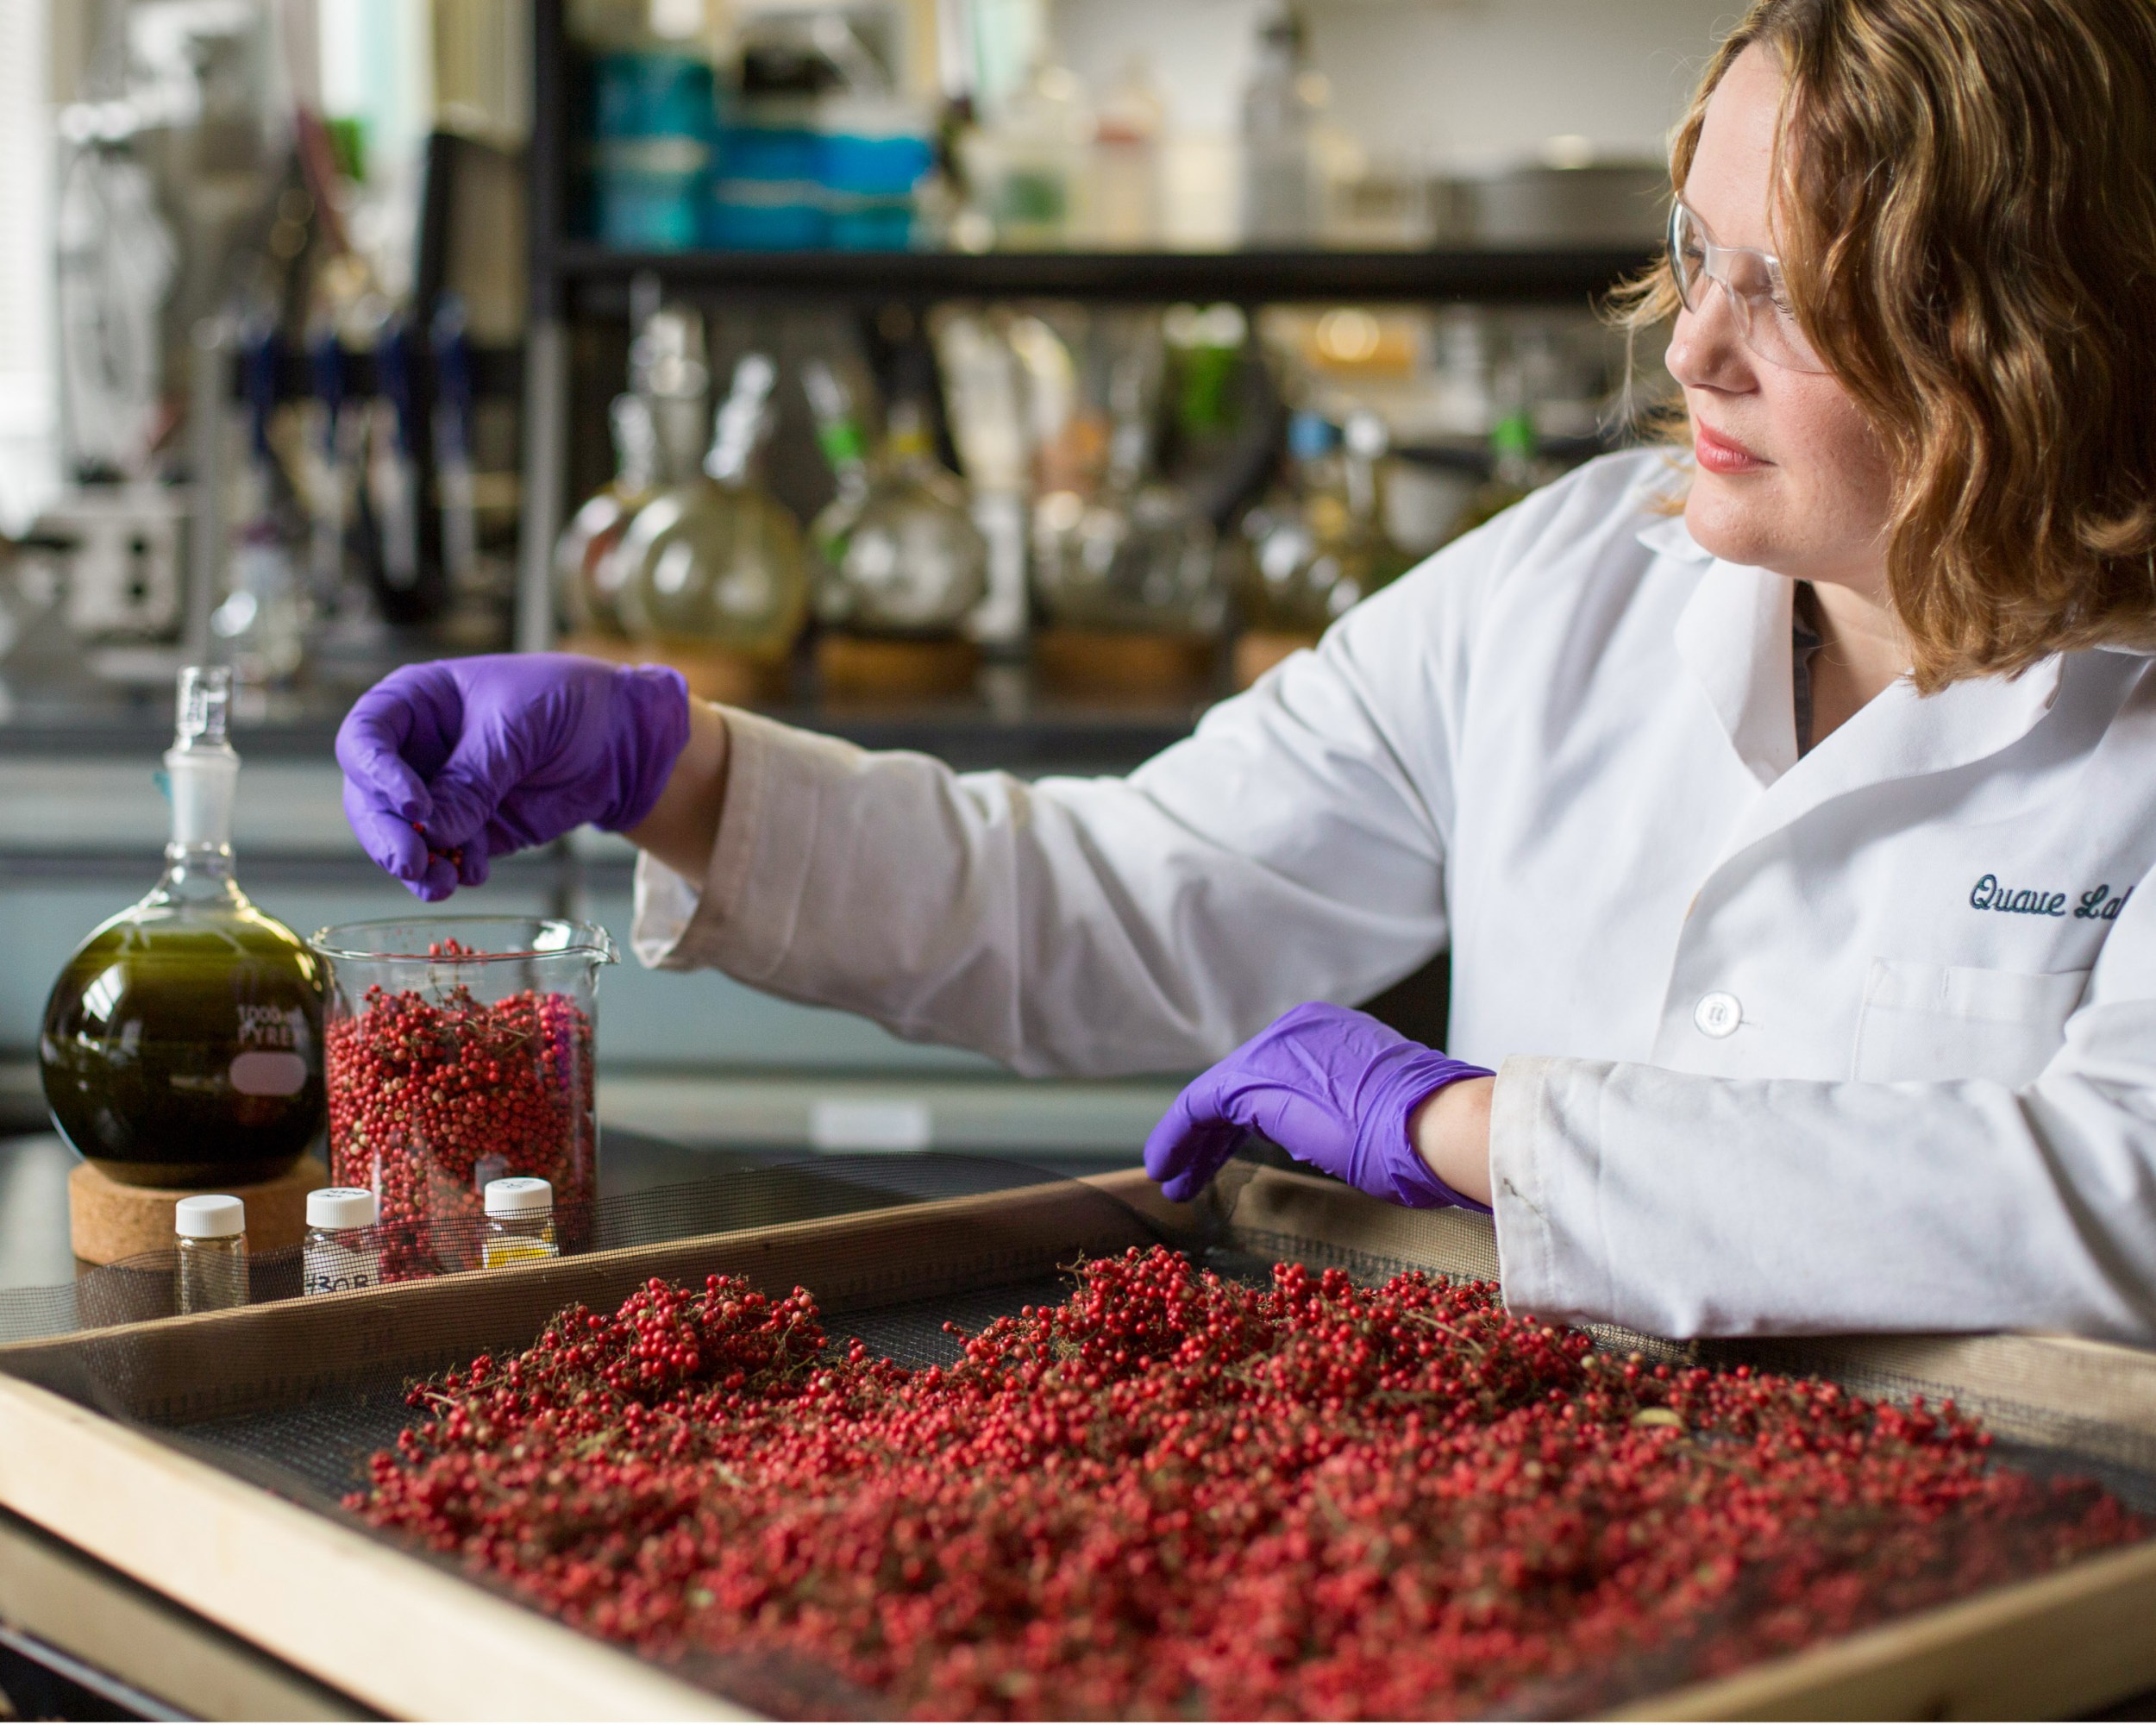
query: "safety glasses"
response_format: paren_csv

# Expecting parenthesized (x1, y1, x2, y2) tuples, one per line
(1667, 198, 1830, 374)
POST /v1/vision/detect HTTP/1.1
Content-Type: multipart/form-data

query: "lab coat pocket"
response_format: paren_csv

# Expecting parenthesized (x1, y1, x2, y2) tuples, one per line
(1852, 959, 2090, 1086)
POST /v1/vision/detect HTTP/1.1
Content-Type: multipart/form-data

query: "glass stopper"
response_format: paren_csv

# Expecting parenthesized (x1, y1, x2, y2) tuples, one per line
(175, 665, 234, 750)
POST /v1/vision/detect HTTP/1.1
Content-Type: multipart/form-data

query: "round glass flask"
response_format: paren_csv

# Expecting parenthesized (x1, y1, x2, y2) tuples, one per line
(616, 353, 810, 667)
(41, 668, 326, 1187)
(815, 400, 989, 636)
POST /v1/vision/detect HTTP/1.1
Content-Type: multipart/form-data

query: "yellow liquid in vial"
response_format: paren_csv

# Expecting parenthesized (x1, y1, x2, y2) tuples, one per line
(482, 1235, 559, 1270)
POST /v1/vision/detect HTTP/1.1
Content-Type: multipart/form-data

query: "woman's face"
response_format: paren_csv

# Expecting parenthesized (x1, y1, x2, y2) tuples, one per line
(1670, 41, 1895, 599)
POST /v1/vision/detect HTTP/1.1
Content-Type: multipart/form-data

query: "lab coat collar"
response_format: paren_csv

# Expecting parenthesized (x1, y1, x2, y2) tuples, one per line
(1672, 557, 1801, 787)
(1634, 512, 1714, 564)
(1714, 650, 2067, 860)
(1669, 553, 2067, 863)
(1669, 547, 2066, 776)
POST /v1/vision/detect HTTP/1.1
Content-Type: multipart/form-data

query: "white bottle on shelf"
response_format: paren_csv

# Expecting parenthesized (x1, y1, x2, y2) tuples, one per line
(1240, 6, 1326, 246)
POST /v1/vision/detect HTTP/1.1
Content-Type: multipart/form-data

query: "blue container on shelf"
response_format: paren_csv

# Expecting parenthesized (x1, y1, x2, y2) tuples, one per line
(592, 50, 718, 251)
(709, 109, 826, 249)
(821, 112, 933, 251)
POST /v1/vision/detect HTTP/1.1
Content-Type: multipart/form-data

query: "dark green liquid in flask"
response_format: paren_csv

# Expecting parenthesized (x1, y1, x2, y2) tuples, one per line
(40, 668, 325, 1187)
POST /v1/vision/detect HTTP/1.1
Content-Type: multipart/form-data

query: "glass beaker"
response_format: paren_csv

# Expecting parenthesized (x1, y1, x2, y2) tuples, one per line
(309, 919, 617, 1278)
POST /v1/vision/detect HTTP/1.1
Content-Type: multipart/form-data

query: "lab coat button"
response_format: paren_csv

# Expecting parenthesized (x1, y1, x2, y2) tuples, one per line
(1694, 991, 1742, 1038)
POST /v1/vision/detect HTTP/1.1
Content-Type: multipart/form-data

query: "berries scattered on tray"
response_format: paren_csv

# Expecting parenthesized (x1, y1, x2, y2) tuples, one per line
(354, 1248, 2145, 1718)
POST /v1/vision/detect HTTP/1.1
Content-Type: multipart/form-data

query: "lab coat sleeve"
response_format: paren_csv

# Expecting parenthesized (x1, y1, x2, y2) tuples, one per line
(1489, 861, 2156, 1342)
(630, 549, 1491, 1076)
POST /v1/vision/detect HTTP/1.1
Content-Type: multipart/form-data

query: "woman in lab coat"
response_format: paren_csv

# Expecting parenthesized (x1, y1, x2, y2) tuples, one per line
(339, 0, 2156, 1343)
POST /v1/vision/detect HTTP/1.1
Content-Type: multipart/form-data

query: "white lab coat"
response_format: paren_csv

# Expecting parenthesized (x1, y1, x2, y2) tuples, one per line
(634, 448, 2156, 1344)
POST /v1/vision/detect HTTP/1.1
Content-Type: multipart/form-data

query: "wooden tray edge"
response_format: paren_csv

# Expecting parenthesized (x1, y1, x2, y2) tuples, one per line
(1227, 1169, 2156, 1720)
(13, 1157, 2153, 1722)
(1611, 1532, 2156, 1721)
(0, 1371, 741, 1722)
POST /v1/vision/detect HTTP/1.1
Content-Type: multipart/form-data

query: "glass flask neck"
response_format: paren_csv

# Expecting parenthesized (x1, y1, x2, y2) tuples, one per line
(1341, 411, 1388, 528)
(1344, 449, 1380, 526)
(152, 839, 251, 909)
(886, 402, 930, 454)
(705, 353, 778, 485)
(1490, 409, 1538, 487)
(160, 662, 248, 907)
(803, 360, 871, 495)
(611, 393, 660, 491)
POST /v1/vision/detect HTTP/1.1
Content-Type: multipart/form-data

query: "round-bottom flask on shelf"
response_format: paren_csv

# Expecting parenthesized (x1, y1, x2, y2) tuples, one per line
(617, 353, 809, 702)
(1232, 411, 1416, 688)
(1031, 344, 1225, 698)
(812, 393, 991, 700)
(1031, 484, 1223, 698)
(556, 393, 663, 639)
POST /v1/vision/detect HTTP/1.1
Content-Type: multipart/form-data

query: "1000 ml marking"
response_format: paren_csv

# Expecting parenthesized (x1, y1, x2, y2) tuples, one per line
(1970, 875, 2132, 920)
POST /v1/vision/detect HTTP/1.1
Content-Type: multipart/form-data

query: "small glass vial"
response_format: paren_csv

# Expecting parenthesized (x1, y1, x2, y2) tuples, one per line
(174, 1194, 248, 1314)
(304, 1187, 381, 1295)
(482, 1176, 559, 1269)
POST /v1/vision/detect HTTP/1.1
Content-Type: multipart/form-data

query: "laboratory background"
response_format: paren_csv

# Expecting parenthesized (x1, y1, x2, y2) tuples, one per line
(9, 2, 2156, 1722)
(0, 0, 1702, 1203)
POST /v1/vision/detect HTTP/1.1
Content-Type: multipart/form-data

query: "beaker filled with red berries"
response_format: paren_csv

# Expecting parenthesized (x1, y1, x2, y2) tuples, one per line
(309, 918, 615, 1277)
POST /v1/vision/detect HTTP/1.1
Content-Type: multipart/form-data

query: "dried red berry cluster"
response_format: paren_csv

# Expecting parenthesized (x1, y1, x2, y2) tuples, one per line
(410, 822, 466, 869)
(354, 1248, 2143, 1718)
(326, 968, 593, 1278)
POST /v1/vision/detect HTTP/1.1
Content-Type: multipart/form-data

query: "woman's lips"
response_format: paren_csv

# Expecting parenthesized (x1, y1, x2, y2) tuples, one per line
(1694, 421, 1770, 475)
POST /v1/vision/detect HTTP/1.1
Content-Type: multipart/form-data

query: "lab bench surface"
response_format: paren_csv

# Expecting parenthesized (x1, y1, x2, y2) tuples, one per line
(0, 674, 1205, 775)
(0, 1126, 1129, 1719)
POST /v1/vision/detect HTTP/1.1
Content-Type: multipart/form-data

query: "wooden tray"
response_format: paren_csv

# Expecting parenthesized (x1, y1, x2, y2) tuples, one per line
(2, 1167, 2153, 1721)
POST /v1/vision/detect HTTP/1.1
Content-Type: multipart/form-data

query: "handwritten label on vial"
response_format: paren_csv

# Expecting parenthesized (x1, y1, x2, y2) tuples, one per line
(304, 1240, 380, 1296)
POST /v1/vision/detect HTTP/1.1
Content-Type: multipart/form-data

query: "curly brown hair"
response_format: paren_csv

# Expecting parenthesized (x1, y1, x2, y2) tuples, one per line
(1617, 0, 2156, 692)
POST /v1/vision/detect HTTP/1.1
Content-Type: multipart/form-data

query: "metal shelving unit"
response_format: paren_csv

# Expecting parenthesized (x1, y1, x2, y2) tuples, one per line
(513, 0, 1654, 668)
(547, 241, 1652, 310)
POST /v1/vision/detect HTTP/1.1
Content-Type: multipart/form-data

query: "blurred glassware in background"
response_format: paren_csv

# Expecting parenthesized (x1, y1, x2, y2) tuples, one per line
(616, 351, 809, 700)
(1090, 54, 1164, 249)
(557, 293, 712, 646)
(1230, 407, 1407, 687)
(931, 310, 1033, 646)
(556, 392, 661, 637)
(968, 47, 1090, 249)
(572, 0, 725, 251)
(1453, 366, 1555, 539)
(1239, 4, 1326, 246)
(1031, 331, 1221, 687)
(630, 295, 716, 480)
(804, 356, 874, 571)
(809, 354, 989, 699)
(814, 397, 988, 637)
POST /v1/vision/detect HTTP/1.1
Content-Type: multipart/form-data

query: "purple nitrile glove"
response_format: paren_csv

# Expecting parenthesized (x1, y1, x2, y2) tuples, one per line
(1144, 1001, 1493, 1210)
(336, 654, 690, 901)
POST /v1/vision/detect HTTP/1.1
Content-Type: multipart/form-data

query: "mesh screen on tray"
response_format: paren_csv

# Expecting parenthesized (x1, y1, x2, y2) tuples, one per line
(0, 1152, 1204, 1501)
(3, 1150, 2154, 1719)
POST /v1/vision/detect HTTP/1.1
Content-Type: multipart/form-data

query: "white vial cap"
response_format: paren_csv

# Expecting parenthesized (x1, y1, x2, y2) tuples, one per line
(175, 1195, 245, 1239)
(307, 1188, 379, 1230)
(485, 1176, 554, 1218)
